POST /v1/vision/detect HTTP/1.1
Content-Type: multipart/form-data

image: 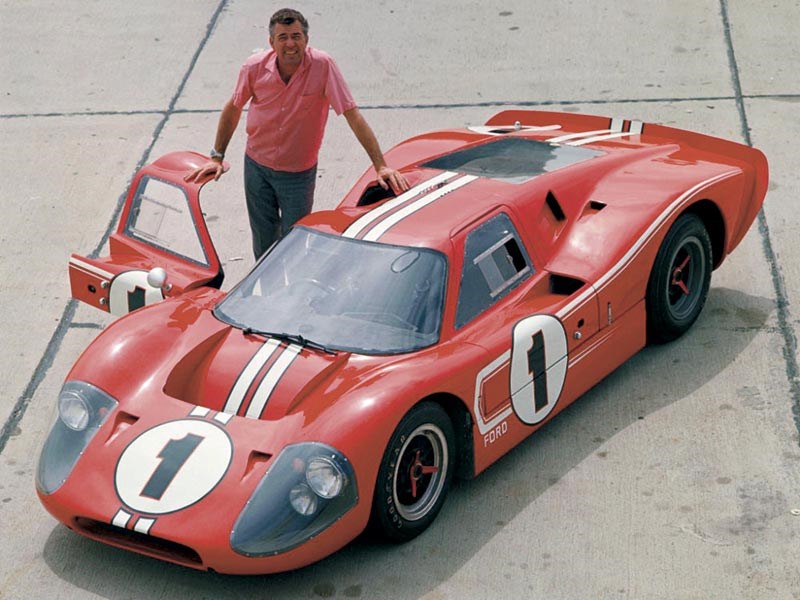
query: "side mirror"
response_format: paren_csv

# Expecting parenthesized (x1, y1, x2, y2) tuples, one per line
(147, 267, 171, 291)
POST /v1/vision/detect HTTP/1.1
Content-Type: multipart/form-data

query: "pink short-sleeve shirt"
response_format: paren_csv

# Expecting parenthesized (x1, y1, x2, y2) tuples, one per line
(231, 47, 357, 172)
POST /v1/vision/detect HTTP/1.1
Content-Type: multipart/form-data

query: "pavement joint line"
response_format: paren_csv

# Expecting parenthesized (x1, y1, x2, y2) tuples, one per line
(720, 0, 800, 441)
(0, 0, 231, 457)
(2, 93, 800, 120)
(69, 323, 104, 330)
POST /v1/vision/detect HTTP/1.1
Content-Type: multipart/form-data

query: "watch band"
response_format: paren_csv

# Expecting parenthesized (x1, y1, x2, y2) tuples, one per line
(210, 148, 224, 160)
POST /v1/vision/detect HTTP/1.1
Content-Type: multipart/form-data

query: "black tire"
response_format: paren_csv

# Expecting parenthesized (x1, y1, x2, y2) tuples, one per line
(370, 402, 455, 542)
(646, 213, 712, 343)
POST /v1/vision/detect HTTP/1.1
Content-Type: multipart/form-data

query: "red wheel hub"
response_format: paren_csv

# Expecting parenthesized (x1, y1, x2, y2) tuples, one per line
(671, 254, 691, 296)
(408, 449, 439, 499)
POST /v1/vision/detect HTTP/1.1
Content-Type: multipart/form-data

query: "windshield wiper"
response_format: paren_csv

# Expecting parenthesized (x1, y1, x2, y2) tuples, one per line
(242, 328, 338, 355)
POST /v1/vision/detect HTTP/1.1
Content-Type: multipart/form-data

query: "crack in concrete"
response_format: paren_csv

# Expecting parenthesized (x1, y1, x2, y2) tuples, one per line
(2, 93, 799, 121)
(673, 523, 733, 547)
(719, 0, 800, 443)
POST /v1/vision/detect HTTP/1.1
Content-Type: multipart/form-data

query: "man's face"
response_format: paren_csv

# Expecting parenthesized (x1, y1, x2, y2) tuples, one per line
(270, 21, 308, 70)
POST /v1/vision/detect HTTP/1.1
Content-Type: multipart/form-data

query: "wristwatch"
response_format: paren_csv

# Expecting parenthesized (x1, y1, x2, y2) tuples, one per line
(210, 148, 224, 161)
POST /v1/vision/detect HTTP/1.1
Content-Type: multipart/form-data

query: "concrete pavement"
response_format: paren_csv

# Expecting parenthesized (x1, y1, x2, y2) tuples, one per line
(1, 1, 799, 598)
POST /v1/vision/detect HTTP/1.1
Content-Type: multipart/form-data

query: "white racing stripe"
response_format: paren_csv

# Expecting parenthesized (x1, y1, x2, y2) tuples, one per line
(134, 517, 155, 534)
(548, 118, 643, 146)
(189, 406, 210, 418)
(547, 128, 615, 144)
(343, 171, 458, 239)
(245, 344, 302, 419)
(610, 117, 625, 132)
(213, 412, 234, 425)
(568, 131, 639, 146)
(222, 339, 281, 415)
(112, 509, 132, 528)
(362, 175, 479, 242)
(567, 119, 644, 145)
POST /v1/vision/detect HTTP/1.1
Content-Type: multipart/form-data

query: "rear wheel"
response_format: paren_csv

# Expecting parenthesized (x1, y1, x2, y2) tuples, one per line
(371, 402, 455, 542)
(646, 213, 712, 343)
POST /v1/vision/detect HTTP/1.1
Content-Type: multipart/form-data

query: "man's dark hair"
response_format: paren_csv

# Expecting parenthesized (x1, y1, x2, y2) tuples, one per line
(269, 8, 309, 36)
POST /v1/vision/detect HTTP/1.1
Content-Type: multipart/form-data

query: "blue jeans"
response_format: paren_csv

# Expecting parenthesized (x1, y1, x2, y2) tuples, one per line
(244, 154, 317, 259)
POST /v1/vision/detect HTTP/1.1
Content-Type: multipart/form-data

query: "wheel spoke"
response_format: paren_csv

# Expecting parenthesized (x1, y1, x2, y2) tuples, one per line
(406, 447, 440, 500)
(670, 251, 692, 297)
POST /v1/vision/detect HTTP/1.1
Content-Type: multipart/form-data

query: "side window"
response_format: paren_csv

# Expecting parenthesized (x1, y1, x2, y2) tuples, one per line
(124, 177, 208, 266)
(456, 213, 533, 328)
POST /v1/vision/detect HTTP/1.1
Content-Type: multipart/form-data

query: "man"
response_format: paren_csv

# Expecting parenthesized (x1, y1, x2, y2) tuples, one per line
(186, 8, 409, 259)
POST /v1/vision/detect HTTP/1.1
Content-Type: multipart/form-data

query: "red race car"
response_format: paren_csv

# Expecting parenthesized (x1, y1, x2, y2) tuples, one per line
(37, 110, 768, 574)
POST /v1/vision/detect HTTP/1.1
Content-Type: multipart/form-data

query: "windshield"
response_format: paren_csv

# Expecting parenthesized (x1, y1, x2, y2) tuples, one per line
(214, 228, 447, 354)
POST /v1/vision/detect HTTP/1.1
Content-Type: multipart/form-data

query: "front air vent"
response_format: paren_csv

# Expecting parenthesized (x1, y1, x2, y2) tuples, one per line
(74, 517, 203, 567)
(549, 274, 585, 295)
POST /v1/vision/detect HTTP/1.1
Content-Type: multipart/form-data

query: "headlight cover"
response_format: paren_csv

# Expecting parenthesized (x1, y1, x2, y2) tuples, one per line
(231, 442, 357, 556)
(36, 381, 117, 494)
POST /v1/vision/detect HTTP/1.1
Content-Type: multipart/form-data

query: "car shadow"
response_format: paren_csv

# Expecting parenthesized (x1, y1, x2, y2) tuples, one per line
(42, 286, 773, 598)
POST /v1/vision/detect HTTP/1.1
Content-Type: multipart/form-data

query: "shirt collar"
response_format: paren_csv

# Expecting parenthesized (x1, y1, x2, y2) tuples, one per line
(264, 47, 311, 80)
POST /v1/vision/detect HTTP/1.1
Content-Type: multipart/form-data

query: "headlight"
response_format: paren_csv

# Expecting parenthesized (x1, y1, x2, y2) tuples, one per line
(58, 389, 91, 431)
(289, 483, 319, 516)
(306, 456, 345, 499)
(231, 443, 357, 556)
(37, 381, 117, 494)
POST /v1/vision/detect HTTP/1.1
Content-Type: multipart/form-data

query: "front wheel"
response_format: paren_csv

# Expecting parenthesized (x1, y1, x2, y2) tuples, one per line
(370, 402, 455, 542)
(646, 213, 712, 343)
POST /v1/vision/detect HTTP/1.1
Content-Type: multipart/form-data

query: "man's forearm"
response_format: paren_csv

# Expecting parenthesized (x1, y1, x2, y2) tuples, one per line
(344, 107, 387, 170)
(213, 99, 243, 156)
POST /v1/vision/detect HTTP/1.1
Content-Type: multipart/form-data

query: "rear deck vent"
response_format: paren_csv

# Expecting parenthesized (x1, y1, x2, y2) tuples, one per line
(589, 200, 606, 211)
(550, 274, 585, 295)
(580, 199, 607, 219)
(546, 191, 566, 221)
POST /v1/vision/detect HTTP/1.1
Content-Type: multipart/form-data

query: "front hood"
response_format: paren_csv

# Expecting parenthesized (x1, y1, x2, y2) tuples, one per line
(164, 325, 353, 421)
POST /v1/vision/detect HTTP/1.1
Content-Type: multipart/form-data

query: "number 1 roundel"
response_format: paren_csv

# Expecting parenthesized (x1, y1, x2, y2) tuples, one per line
(510, 315, 568, 425)
(109, 270, 164, 316)
(115, 419, 233, 515)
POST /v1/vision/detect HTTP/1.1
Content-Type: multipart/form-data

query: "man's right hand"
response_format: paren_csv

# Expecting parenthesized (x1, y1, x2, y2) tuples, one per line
(184, 160, 225, 183)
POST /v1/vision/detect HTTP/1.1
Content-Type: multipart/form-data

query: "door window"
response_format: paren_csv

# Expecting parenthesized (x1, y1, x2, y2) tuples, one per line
(456, 213, 533, 328)
(124, 176, 208, 266)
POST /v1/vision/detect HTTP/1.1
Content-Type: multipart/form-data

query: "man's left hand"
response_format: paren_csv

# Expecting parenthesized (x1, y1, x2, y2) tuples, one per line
(376, 166, 410, 194)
